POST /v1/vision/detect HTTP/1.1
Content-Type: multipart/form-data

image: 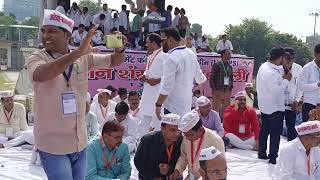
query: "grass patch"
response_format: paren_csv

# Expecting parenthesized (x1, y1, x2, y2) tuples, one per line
(0, 72, 14, 91)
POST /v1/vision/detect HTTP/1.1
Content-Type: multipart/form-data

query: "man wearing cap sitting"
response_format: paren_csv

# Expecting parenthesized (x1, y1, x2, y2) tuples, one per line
(26, 9, 126, 180)
(86, 120, 131, 180)
(199, 146, 228, 180)
(0, 91, 28, 146)
(223, 91, 260, 150)
(134, 113, 183, 180)
(273, 121, 320, 179)
(197, 96, 224, 138)
(103, 101, 138, 153)
(171, 111, 225, 179)
(244, 83, 255, 108)
(85, 92, 99, 140)
(91, 88, 117, 126)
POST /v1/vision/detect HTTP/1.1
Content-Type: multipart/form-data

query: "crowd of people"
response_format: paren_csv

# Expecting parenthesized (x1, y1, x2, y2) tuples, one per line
(54, 0, 233, 53)
(1, 1, 320, 180)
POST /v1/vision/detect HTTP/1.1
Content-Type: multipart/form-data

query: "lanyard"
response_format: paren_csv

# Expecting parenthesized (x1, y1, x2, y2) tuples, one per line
(146, 49, 162, 70)
(100, 138, 117, 169)
(307, 153, 311, 176)
(317, 68, 320, 81)
(190, 131, 205, 167)
(166, 144, 174, 163)
(99, 104, 108, 119)
(170, 46, 186, 53)
(3, 108, 13, 123)
(47, 51, 73, 87)
(220, 61, 229, 76)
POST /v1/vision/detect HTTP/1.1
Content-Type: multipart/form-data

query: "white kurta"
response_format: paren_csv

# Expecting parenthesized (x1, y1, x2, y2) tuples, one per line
(72, 30, 88, 44)
(90, 96, 117, 125)
(103, 112, 138, 153)
(0, 102, 28, 135)
(273, 138, 320, 180)
(68, 9, 81, 27)
(139, 48, 167, 117)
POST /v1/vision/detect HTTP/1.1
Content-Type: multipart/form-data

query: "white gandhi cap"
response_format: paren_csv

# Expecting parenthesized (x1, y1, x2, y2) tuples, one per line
(179, 110, 200, 133)
(161, 113, 181, 126)
(0, 91, 14, 98)
(199, 146, 222, 161)
(197, 96, 210, 107)
(296, 121, 320, 136)
(42, 9, 74, 33)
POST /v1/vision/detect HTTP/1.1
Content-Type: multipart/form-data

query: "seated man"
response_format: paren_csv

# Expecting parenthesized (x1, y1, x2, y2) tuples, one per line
(113, 87, 128, 104)
(134, 114, 183, 180)
(89, 24, 104, 46)
(86, 120, 131, 180)
(71, 24, 88, 46)
(0, 91, 28, 145)
(90, 88, 117, 125)
(244, 83, 255, 108)
(273, 121, 320, 179)
(223, 91, 260, 150)
(197, 96, 224, 137)
(86, 92, 99, 140)
(171, 111, 225, 179)
(199, 146, 228, 180)
(104, 102, 138, 153)
(128, 91, 141, 123)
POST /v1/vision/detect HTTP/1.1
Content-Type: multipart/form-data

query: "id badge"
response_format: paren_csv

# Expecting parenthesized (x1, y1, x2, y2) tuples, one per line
(61, 91, 78, 117)
(224, 76, 230, 86)
(5, 127, 14, 138)
(239, 124, 245, 133)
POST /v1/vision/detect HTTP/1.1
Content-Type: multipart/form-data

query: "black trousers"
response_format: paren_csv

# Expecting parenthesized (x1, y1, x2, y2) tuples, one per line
(284, 110, 297, 141)
(258, 111, 284, 161)
(302, 103, 316, 122)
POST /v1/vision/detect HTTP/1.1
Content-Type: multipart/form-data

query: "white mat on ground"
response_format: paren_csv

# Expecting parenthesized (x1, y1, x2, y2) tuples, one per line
(0, 138, 286, 180)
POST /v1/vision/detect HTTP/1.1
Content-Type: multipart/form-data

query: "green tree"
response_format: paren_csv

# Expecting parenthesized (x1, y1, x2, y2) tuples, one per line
(22, 17, 39, 27)
(191, 23, 203, 35)
(0, 12, 17, 25)
(225, 18, 312, 75)
(79, 0, 101, 15)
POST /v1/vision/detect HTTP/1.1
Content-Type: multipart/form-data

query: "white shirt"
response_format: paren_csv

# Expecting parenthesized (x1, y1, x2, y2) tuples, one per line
(119, 11, 128, 30)
(272, 138, 320, 180)
(199, 39, 209, 48)
(140, 48, 166, 117)
(68, 9, 81, 27)
(92, 30, 104, 45)
(90, 99, 117, 125)
(257, 61, 289, 114)
(148, 12, 161, 32)
(92, 15, 106, 28)
(172, 14, 180, 28)
(55, 5, 66, 15)
(112, 95, 129, 104)
(72, 30, 88, 44)
(216, 40, 233, 52)
(160, 46, 207, 116)
(98, 10, 112, 33)
(298, 60, 320, 106)
(111, 18, 120, 31)
(284, 63, 303, 109)
(80, 13, 92, 27)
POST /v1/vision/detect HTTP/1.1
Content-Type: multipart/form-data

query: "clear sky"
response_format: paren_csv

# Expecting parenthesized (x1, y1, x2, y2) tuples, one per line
(1, 0, 319, 39)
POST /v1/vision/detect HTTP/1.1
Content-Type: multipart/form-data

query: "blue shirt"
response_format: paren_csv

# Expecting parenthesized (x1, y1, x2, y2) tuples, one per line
(86, 137, 132, 180)
(161, 10, 172, 28)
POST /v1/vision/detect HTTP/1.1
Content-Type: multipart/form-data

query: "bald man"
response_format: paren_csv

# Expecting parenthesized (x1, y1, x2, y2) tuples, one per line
(199, 146, 227, 180)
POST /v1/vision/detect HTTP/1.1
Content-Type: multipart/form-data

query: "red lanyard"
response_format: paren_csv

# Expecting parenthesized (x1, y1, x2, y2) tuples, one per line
(99, 104, 108, 119)
(146, 49, 162, 70)
(3, 108, 13, 123)
(166, 144, 174, 163)
(190, 131, 205, 167)
(100, 138, 116, 169)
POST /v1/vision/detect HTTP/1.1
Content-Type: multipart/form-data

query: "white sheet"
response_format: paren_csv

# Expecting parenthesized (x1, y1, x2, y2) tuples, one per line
(0, 139, 287, 180)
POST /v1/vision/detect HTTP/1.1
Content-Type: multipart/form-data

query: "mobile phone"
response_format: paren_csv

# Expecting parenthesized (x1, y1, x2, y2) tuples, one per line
(105, 34, 123, 48)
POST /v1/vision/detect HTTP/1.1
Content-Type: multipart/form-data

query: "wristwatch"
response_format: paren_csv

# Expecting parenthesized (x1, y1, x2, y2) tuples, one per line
(155, 103, 162, 107)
